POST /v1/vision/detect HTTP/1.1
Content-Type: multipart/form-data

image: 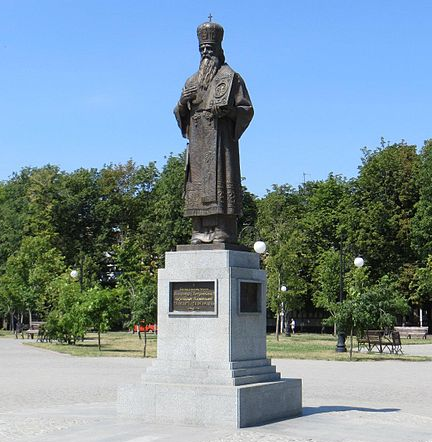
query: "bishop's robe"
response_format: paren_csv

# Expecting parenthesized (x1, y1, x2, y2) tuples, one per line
(174, 64, 254, 218)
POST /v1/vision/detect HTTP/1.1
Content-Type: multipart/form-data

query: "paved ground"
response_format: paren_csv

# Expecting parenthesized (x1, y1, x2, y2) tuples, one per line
(1, 338, 432, 442)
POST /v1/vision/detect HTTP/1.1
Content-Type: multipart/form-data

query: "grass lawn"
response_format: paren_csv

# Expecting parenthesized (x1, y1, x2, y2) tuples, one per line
(3, 331, 430, 361)
(23, 331, 157, 358)
(266, 333, 432, 362)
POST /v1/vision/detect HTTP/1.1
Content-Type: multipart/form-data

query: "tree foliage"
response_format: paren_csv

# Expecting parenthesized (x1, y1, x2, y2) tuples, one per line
(0, 140, 430, 337)
(84, 286, 123, 350)
(44, 276, 87, 344)
(313, 249, 340, 319)
(334, 270, 409, 357)
(412, 140, 432, 261)
(348, 142, 419, 280)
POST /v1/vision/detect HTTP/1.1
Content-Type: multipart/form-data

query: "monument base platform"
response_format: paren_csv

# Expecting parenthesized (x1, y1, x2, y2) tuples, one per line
(117, 378, 302, 428)
(117, 249, 302, 428)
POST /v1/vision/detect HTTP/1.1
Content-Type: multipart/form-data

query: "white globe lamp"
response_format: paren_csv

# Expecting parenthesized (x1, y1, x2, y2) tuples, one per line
(253, 241, 266, 254)
(354, 257, 364, 268)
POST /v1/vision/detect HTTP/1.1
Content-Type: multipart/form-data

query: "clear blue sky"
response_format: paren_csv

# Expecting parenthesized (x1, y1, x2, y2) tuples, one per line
(1, 1, 431, 196)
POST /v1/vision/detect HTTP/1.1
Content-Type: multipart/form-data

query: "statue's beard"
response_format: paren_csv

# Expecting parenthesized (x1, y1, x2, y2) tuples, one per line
(197, 56, 220, 89)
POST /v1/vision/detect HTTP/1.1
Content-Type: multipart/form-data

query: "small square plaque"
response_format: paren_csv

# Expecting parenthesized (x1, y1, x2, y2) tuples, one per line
(240, 282, 261, 313)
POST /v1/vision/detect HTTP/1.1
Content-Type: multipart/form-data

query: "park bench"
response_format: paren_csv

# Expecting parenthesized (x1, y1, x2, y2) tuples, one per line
(357, 330, 386, 353)
(24, 322, 45, 340)
(394, 326, 428, 339)
(357, 330, 403, 354)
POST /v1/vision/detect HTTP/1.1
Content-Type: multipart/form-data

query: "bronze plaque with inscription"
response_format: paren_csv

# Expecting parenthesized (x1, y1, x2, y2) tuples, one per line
(170, 281, 215, 312)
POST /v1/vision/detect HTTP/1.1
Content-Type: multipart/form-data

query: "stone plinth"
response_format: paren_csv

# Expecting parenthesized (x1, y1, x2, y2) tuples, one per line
(118, 249, 302, 428)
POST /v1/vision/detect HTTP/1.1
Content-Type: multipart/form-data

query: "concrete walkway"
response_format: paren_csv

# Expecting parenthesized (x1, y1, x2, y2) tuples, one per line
(1, 338, 432, 442)
(403, 342, 432, 357)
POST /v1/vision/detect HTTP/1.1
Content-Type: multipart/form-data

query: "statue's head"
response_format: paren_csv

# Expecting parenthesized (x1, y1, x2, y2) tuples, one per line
(197, 21, 225, 65)
(197, 21, 224, 45)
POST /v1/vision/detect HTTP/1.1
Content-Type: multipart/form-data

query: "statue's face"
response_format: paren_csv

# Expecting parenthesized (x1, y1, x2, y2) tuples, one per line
(197, 43, 221, 88)
(199, 43, 218, 60)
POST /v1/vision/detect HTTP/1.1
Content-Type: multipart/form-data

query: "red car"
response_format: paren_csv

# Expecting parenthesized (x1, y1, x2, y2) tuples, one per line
(133, 322, 157, 333)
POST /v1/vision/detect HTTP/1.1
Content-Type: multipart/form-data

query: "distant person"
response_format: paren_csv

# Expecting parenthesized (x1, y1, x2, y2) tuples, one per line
(290, 318, 296, 335)
(15, 320, 24, 339)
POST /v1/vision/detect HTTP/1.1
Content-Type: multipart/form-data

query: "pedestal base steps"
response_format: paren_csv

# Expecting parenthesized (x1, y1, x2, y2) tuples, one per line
(117, 249, 302, 428)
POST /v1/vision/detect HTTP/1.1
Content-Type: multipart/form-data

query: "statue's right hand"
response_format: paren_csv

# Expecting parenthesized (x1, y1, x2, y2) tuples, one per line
(180, 85, 198, 105)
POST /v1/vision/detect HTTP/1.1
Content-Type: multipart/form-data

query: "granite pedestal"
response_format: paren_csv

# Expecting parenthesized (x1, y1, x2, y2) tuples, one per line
(118, 248, 302, 428)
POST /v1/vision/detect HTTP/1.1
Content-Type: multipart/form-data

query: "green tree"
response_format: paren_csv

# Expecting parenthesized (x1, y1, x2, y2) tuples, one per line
(25, 165, 62, 237)
(348, 142, 419, 282)
(149, 153, 190, 263)
(44, 276, 87, 344)
(301, 175, 354, 325)
(335, 271, 409, 358)
(53, 167, 100, 272)
(410, 256, 432, 307)
(0, 235, 65, 324)
(257, 185, 308, 338)
(84, 286, 122, 350)
(128, 280, 157, 357)
(238, 187, 259, 248)
(312, 248, 341, 330)
(412, 140, 432, 262)
(301, 174, 352, 256)
(95, 161, 158, 255)
(0, 169, 32, 269)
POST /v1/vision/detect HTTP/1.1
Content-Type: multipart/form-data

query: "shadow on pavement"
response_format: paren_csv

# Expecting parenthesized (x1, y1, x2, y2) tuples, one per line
(302, 405, 400, 416)
(253, 405, 400, 428)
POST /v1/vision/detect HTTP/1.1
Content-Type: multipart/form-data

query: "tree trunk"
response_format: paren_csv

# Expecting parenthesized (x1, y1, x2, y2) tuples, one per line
(349, 328, 353, 361)
(29, 309, 33, 328)
(98, 330, 101, 351)
(275, 312, 280, 342)
(143, 329, 147, 358)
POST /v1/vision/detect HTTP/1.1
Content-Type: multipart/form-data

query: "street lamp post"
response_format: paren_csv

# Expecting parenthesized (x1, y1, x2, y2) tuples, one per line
(70, 266, 83, 292)
(253, 242, 291, 338)
(280, 285, 290, 336)
(336, 239, 347, 352)
(336, 253, 365, 353)
(279, 285, 287, 335)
